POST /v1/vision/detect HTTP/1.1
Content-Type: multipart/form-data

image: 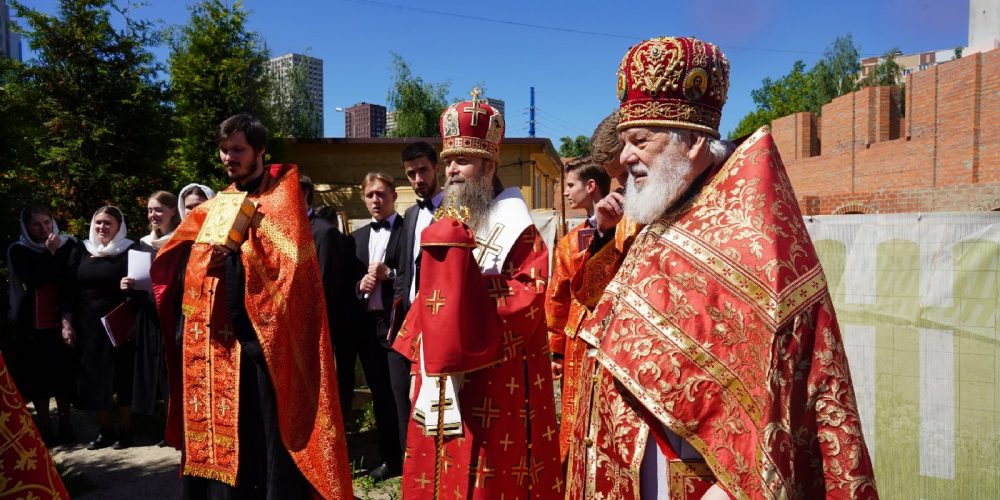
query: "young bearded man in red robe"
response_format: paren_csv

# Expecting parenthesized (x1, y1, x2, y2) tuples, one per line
(151, 113, 352, 499)
(392, 88, 562, 499)
(544, 155, 610, 465)
(566, 37, 879, 499)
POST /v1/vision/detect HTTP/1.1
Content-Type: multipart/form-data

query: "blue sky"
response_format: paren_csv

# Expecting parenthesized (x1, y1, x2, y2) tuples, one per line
(16, 0, 969, 140)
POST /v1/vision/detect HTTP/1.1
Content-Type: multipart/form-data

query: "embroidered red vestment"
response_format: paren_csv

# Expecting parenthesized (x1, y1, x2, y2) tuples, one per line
(567, 128, 878, 499)
(544, 221, 592, 462)
(0, 353, 68, 499)
(152, 164, 352, 499)
(393, 223, 562, 499)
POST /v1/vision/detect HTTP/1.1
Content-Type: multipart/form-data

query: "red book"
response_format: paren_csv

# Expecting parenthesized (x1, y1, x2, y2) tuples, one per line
(101, 301, 136, 347)
(33, 282, 60, 330)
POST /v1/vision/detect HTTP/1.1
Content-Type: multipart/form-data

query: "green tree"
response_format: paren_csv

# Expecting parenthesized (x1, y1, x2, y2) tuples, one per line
(860, 48, 903, 87)
(9, 0, 173, 235)
(167, 0, 272, 187)
(558, 135, 590, 157)
(729, 34, 862, 139)
(386, 53, 448, 138)
(269, 55, 320, 139)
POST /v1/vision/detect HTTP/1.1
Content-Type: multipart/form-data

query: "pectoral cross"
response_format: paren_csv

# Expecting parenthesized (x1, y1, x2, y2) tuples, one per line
(463, 86, 487, 126)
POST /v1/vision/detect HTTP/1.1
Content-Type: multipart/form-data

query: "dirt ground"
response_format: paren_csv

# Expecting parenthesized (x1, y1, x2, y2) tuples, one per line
(40, 402, 400, 499)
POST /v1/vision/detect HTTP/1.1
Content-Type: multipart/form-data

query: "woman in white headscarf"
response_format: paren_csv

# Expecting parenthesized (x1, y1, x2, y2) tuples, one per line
(177, 183, 215, 220)
(5, 205, 76, 445)
(64, 206, 138, 450)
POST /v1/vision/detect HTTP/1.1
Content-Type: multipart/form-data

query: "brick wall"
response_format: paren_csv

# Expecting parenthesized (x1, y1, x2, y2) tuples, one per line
(773, 48, 1000, 215)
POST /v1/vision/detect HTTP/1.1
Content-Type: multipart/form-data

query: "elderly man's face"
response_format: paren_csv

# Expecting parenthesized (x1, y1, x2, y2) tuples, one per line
(619, 127, 699, 224)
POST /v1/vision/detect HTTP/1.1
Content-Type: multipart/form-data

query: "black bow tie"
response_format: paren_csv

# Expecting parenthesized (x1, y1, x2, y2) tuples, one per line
(416, 198, 436, 211)
(370, 220, 390, 231)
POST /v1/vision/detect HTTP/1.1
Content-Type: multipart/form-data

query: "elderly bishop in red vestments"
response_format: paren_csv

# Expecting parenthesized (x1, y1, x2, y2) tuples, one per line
(392, 89, 562, 499)
(566, 37, 879, 499)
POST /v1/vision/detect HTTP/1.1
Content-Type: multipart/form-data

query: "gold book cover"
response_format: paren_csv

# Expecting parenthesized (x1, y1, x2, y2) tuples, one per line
(195, 192, 258, 251)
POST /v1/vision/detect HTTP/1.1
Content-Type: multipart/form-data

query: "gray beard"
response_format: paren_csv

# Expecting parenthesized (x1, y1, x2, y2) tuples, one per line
(444, 173, 493, 232)
(624, 151, 694, 225)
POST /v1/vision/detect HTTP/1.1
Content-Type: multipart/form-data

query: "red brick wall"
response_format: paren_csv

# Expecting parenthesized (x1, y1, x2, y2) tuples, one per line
(773, 48, 1000, 215)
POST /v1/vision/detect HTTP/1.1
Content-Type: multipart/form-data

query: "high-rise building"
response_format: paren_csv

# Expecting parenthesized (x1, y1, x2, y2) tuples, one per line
(268, 53, 324, 136)
(344, 102, 387, 138)
(1, 0, 22, 61)
(485, 97, 505, 121)
(385, 110, 398, 137)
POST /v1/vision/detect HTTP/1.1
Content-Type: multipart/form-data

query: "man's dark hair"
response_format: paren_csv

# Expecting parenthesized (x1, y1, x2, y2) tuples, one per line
(299, 173, 315, 205)
(566, 156, 612, 197)
(21, 205, 52, 226)
(590, 110, 622, 168)
(218, 113, 269, 154)
(401, 141, 438, 165)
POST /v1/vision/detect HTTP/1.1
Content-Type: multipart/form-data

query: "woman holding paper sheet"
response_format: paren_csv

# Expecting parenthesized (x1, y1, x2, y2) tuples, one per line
(121, 191, 179, 430)
(5, 205, 76, 445)
(63, 205, 138, 450)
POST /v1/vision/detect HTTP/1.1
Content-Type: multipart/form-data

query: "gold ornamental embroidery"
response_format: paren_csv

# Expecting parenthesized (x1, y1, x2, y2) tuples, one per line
(250, 212, 316, 264)
(710, 45, 730, 104)
(629, 37, 685, 96)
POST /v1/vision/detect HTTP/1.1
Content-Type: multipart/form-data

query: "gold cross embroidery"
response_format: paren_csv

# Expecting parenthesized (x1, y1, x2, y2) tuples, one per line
(512, 457, 530, 485)
(530, 457, 545, 484)
(534, 374, 546, 389)
(189, 394, 201, 415)
(470, 459, 495, 488)
(475, 224, 505, 267)
(505, 377, 520, 395)
(543, 425, 556, 441)
(218, 399, 229, 416)
(191, 322, 205, 340)
(219, 327, 234, 340)
(552, 476, 564, 492)
(487, 279, 512, 307)
(187, 286, 199, 300)
(425, 289, 446, 316)
(502, 331, 524, 359)
(470, 398, 500, 429)
(500, 433, 513, 451)
(520, 231, 541, 253)
(526, 306, 539, 321)
(502, 260, 521, 276)
(463, 87, 487, 126)
(416, 472, 431, 489)
(528, 268, 546, 294)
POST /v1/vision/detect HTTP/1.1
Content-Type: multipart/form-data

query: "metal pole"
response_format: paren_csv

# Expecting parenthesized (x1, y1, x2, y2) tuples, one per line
(529, 87, 535, 138)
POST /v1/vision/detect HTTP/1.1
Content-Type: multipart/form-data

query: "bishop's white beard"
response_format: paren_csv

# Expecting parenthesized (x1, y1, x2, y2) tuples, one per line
(444, 171, 493, 232)
(625, 149, 696, 225)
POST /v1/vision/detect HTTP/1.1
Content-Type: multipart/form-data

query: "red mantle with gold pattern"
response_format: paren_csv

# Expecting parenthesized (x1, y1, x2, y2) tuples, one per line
(568, 127, 878, 499)
(0, 353, 68, 499)
(152, 164, 352, 499)
(393, 226, 562, 499)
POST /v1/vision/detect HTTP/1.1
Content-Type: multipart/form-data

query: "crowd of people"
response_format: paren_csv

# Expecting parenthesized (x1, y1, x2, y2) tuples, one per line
(3, 35, 881, 499)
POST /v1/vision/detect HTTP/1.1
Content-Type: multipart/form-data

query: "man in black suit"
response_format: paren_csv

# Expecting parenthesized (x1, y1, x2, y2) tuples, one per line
(347, 172, 405, 481)
(299, 175, 353, 345)
(391, 141, 444, 455)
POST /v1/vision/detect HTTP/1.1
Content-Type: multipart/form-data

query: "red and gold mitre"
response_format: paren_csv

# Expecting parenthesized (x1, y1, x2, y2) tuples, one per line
(440, 87, 505, 163)
(617, 36, 730, 138)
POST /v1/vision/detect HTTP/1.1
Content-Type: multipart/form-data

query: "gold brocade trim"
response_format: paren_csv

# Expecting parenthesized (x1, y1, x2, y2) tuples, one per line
(608, 281, 762, 423)
(440, 139, 500, 162)
(251, 213, 317, 264)
(660, 226, 828, 329)
(183, 463, 237, 486)
(594, 348, 748, 500)
(618, 102, 721, 138)
(668, 460, 716, 500)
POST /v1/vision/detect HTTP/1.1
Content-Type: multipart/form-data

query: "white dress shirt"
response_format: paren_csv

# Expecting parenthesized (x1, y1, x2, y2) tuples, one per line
(409, 191, 445, 302)
(365, 213, 397, 311)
